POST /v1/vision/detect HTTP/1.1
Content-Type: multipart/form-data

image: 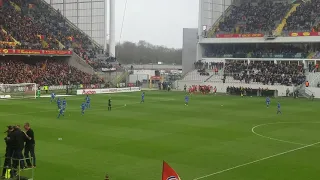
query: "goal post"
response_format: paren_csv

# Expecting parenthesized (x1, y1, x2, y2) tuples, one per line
(0, 83, 37, 99)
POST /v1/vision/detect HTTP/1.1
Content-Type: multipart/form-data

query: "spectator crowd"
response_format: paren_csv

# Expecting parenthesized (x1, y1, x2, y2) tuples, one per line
(204, 44, 309, 59)
(284, 0, 320, 33)
(216, 1, 289, 34)
(224, 61, 306, 86)
(0, 57, 104, 85)
(0, 0, 119, 70)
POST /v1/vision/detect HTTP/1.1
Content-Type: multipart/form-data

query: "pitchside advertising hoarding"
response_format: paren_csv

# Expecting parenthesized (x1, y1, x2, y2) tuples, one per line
(77, 87, 141, 95)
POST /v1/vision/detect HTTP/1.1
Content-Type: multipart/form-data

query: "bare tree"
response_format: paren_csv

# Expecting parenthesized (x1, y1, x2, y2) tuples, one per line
(115, 41, 182, 65)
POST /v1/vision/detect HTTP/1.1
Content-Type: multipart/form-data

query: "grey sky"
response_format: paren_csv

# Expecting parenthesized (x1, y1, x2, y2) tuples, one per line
(114, 0, 199, 48)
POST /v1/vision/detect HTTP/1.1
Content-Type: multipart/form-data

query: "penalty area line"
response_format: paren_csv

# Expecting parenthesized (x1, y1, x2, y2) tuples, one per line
(192, 141, 320, 180)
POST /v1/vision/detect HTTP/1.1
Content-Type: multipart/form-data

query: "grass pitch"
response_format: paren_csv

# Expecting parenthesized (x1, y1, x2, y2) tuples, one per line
(0, 91, 319, 180)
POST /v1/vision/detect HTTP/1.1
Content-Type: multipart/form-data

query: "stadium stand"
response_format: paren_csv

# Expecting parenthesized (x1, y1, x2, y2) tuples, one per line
(215, 1, 290, 35)
(222, 61, 306, 86)
(283, 0, 320, 34)
(0, 0, 117, 68)
(0, 57, 103, 85)
(204, 44, 309, 59)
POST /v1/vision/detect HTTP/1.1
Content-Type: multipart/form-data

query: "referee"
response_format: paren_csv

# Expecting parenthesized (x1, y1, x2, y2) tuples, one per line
(23, 123, 36, 168)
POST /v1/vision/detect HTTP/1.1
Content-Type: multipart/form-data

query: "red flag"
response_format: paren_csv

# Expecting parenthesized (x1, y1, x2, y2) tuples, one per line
(162, 161, 181, 180)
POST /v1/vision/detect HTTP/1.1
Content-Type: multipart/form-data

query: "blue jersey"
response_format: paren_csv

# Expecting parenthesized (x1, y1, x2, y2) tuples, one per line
(51, 93, 56, 98)
(81, 103, 86, 110)
(86, 97, 90, 104)
(141, 93, 145, 99)
(185, 96, 189, 102)
(277, 102, 281, 109)
(266, 97, 270, 103)
(62, 100, 67, 109)
(57, 99, 61, 108)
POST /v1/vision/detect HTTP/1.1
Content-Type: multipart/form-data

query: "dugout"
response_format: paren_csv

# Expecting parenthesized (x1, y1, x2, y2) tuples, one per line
(226, 87, 277, 97)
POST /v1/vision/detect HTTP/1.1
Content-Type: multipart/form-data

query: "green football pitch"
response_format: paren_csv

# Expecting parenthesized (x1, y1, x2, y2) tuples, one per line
(0, 91, 319, 180)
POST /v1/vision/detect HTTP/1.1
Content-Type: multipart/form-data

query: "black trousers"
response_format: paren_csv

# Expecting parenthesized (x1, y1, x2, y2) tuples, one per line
(12, 148, 24, 169)
(1, 147, 13, 177)
(24, 144, 36, 166)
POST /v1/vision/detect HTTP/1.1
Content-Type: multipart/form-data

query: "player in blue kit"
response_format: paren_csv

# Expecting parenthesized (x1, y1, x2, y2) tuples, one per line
(57, 107, 64, 118)
(266, 96, 270, 108)
(57, 98, 61, 110)
(185, 94, 189, 106)
(140, 92, 145, 103)
(277, 101, 282, 114)
(85, 95, 91, 108)
(50, 92, 56, 103)
(62, 98, 67, 111)
(81, 102, 86, 115)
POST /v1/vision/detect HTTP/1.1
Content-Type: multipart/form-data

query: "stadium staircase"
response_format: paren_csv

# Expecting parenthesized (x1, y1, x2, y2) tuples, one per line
(10, 1, 21, 11)
(112, 71, 129, 85)
(1, 29, 20, 45)
(204, 69, 224, 82)
(274, 3, 300, 36)
(207, 5, 233, 38)
(307, 52, 316, 59)
(306, 72, 320, 87)
(295, 84, 314, 98)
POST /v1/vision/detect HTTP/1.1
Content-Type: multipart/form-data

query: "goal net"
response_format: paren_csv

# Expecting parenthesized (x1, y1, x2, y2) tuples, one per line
(0, 83, 37, 99)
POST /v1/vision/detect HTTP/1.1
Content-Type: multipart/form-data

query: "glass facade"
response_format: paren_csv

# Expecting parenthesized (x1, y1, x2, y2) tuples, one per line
(45, 0, 106, 46)
(201, 0, 233, 28)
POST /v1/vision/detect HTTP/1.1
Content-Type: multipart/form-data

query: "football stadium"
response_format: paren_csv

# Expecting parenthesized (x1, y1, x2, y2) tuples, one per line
(1, 0, 320, 180)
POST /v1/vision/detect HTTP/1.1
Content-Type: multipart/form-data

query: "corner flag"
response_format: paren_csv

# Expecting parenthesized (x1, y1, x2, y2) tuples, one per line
(162, 161, 181, 180)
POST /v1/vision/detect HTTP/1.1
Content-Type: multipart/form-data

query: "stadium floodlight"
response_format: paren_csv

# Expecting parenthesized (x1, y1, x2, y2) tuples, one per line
(0, 83, 37, 99)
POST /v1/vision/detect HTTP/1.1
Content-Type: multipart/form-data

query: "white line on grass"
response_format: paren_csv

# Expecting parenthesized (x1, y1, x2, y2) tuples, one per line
(192, 141, 320, 180)
(252, 122, 320, 146)
(0, 98, 176, 117)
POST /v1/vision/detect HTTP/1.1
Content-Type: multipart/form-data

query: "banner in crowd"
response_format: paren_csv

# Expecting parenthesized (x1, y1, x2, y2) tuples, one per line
(289, 32, 320, 37)
(77, 87, 141, 95)
(0, 41, 17, 46)
(0, 49, 73, 56)
(216, 33, 264, 38)
(101, 67, 117, 72)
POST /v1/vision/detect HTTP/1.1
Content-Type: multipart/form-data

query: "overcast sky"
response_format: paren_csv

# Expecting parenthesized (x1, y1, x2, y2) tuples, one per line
(114, 0, 199, 48)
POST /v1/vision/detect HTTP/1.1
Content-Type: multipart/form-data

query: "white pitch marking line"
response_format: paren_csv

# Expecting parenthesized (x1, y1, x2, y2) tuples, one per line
(252, 122, 320, 146)
(192, 141, 320, 180)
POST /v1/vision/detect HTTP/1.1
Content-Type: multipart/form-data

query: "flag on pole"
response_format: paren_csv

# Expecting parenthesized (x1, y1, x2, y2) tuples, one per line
(162, 161, 181, 180)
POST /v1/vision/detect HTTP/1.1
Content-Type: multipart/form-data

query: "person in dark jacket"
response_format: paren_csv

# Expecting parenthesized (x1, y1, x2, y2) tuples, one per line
(1, 126, 14, 178)
(10, 125, 30, 170)
(24, 123, 36, 167)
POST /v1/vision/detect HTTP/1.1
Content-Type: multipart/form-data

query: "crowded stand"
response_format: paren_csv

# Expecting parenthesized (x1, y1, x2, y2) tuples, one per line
(223, 61, 306, 86)
(0, 0, 112, 69)
(216, 1, 289, 34)
(204, 44, 309, 59)
(284, 0, 320, 33)
(0, 57, 103, 85)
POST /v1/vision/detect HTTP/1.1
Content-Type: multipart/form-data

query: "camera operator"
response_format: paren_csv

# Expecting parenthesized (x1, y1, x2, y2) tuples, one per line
(1, 126, 14, 179)
(11, 125, 31, 171)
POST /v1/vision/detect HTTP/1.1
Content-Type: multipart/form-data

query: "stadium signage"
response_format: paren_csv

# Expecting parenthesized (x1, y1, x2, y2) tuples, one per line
(289, 32, 320, 37)
(216, 33, 264, 38)
(0, 49, 73, 56)
(76, 87, 141, 95)
(0, 95, 11, 99)
(82, 89, 97, 95)
(101, 67, 117, 72)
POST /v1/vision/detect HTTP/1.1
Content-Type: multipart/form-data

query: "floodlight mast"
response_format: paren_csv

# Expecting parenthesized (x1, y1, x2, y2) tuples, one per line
(109, 0, 116, 57)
